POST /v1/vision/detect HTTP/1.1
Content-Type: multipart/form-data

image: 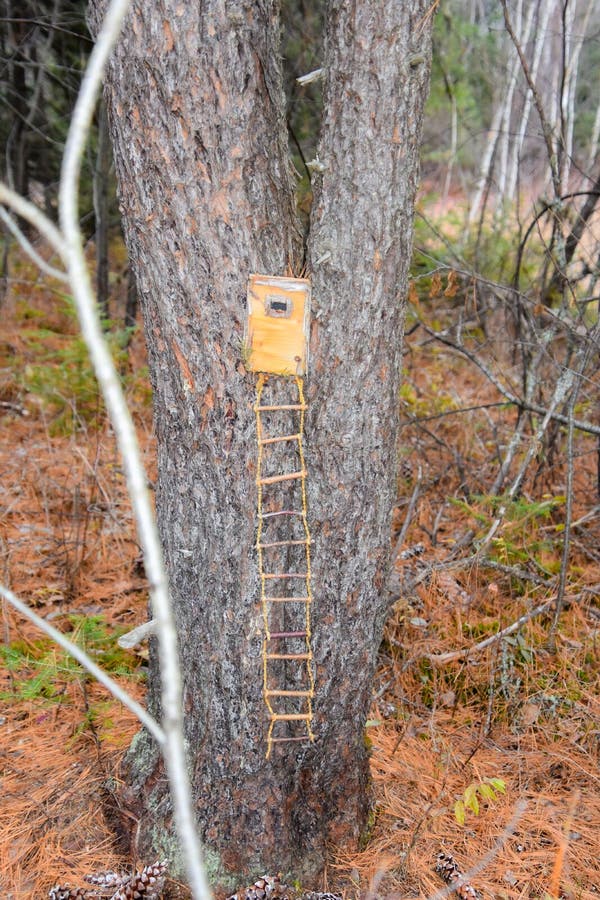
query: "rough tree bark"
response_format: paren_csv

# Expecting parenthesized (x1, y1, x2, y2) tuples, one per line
(90, 0, 432, 889)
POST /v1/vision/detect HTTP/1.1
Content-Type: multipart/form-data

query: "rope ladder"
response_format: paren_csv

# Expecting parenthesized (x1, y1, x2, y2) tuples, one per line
(254, 373, 315, 757)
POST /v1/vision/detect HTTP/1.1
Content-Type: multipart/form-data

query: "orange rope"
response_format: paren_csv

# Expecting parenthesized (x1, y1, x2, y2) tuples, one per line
(254, 374, 315, 758)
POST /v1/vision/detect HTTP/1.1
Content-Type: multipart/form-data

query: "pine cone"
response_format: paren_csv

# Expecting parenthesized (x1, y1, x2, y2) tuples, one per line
(435, 852, 481, 900)
(84, 871, 126, 890)
(399, 542, 425, 560)
(109, 861, 167, 900)
(227, 874, 289, 900)
(302, 892, 343, 900)
(49, 888, 90, 900)
(399, 459, 413, 483)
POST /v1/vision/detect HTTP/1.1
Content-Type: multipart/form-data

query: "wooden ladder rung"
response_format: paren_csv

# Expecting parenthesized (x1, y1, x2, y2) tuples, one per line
(259, 433, 302, 446)
(270, 713, 312, 721)
(269, 736, 310, 743)
(260, 510, 304, 519)
(266, 653, 311, 660)
(259, 539, 311, 549)
(268, 630, 307, 639)
(258, 470, 306, 485)
(265, 690, 313, 697)
(264, 596, 310, 603)
(263, 572, 306, 579)
(255, 403, 307, 411)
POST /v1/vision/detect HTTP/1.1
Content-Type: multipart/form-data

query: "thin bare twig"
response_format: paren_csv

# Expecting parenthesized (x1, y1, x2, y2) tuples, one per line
(421, 323, 600, 437)
(479, 558, 556, 588)
(476, 367, 575, 553)
(414, 232, 599, 349)
(57, 0, 211, 896)
(0, 399, 29, 416)
(1, 1, 211, 896)
(0, 182, 67, 260)
(405, 402, 509, 425)
(395, 465, 422, 552)
(549, 324, 600, 647)
(427, 598, 554, 665)
(0, 206, 68, 282)
(492, 335, 551, 495)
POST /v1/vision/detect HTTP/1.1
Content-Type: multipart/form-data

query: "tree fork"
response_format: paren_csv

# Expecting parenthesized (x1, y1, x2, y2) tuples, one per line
(91, 0, 432, 888)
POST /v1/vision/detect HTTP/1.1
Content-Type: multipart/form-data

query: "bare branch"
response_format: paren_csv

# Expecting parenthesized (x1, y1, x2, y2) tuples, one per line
(550, 322, 600, 646)
(394, 466, 422, 553)
(476, 367, 575, 552)
(0, 1, 211, 896)
(426, 598, 553, 664)
(0, 205, 68, 282)
(546, 168, 600, 299)
(405, 401, 509, 425)
(420, 323, 600, 437)
(296, 68, 323, 85)
(59, 0, 211, 900)
(506, 0, 555, 202)
(0, 181, 67, 260)
(56, 1, 212, 897)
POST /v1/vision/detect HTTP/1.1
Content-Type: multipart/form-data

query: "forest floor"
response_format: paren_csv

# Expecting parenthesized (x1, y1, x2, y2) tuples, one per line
(0, 250, 599, 899)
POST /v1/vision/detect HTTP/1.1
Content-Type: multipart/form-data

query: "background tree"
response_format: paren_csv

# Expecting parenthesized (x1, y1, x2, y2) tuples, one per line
(0, 0, 121, 312)
(89, 0, 433, 886)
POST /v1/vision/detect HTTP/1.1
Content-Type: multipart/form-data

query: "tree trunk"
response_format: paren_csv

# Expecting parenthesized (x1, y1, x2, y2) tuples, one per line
(506, 0, 554, 204)
(495, 0, 534, 212)
(5, 5, 31, 199)
(94, 98, 111, 321)
(91, 0, 432, 888)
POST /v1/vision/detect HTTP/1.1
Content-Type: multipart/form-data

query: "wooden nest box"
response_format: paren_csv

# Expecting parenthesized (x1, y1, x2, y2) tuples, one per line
(245, 274, 311, 376)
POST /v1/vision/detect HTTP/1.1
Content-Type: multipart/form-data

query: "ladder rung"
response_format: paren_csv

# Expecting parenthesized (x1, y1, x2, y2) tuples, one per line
(255, 404, 307, 411)
(260, 510, 304, 519)
(258, 470, 306, 485)
(270, 714, 312, 721)
(259, 539, 311, 549)
(259, 433, 302, 446)
(265, 690, 313, 697)
(266, 653, 311, 660)
(264, 596, 310, 603)
(263, 572, 307, 579)
(269, 736, 311, 743)
(268, 630, 307, 639)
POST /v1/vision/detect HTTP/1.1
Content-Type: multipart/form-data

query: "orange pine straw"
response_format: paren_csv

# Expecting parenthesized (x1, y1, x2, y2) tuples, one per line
(549, 790, 580, 899)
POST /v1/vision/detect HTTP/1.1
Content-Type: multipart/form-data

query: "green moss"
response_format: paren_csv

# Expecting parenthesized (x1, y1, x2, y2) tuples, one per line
(462, 620, 500, 638)
(359, 803, 379, 850)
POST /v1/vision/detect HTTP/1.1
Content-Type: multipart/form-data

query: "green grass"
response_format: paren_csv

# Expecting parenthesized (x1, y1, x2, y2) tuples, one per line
(1, 614, 141, 703)
(16, 295, 136, 434)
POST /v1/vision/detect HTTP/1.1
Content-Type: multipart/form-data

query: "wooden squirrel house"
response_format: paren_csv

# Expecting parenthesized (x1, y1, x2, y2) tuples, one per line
(245, 274, 311, 376)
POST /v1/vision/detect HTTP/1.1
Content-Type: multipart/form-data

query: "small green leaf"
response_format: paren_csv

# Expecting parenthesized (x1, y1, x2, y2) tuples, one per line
(463, 783, 477, 805)
(454, 800, 466, 826)
(466, 792, 480, 816)
(478, 782, 496, 801)
(489, 778, 506, 794)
